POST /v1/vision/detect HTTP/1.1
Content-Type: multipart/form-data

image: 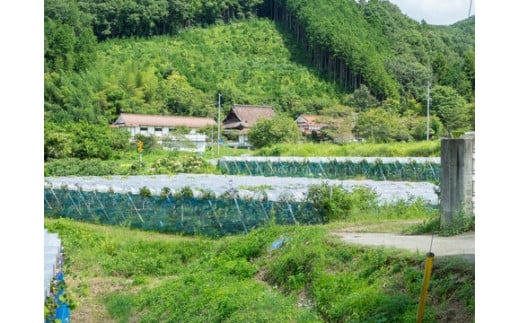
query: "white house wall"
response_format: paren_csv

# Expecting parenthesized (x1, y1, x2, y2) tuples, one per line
(119, 126, 208, 152)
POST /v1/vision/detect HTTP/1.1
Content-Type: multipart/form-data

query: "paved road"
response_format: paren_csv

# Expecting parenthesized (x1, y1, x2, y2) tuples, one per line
(332, 231, 475, 261)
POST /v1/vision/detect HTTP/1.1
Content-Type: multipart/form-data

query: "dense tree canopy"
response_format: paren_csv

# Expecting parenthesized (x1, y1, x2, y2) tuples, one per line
(44, 121, 130, 161)
(248, 114, 302, 148)
(430, 85, 472, 136)
(44, 0, 475, 155)
(44, 0, 98, 72)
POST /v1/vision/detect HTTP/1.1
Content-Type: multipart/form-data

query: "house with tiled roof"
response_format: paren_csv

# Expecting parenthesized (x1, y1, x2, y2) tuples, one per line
(222, 105, 275, 147)
(111, 113, 217, 152)
(295, 114, 356, 143)
(295, 114, 329, 135)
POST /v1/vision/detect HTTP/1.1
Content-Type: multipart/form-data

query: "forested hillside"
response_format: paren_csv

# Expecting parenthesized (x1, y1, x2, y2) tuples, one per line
(44, 0, 474, 160)
(45, 19, 346, 124)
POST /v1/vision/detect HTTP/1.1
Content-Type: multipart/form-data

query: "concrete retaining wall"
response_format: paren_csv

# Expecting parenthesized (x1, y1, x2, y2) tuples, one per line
(440, 134, 475, 229)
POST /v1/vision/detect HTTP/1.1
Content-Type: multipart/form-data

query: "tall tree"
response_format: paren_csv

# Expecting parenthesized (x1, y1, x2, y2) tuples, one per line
(346, 84, 379, 112)
(430, 85, 471, 136)
(45, 0, 97, 72)
(248, 114, 302, 148)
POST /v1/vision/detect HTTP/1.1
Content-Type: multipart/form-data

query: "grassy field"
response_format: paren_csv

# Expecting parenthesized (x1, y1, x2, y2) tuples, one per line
(45, 215, 474, 322)
(254, 141, 441, 157)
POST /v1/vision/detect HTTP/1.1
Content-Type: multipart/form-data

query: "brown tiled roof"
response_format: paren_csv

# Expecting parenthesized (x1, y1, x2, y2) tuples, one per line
(297, 114, 315, 124)
(296, 114, 346, 134)
(296, 114, 329, 127)
(112, 113, 216, 128)
(223, 105, 275, 129)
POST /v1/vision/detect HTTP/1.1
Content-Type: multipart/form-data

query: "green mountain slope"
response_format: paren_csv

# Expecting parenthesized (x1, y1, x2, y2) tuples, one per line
(45, 18, 347, 124)
(44, 0, 474, 151)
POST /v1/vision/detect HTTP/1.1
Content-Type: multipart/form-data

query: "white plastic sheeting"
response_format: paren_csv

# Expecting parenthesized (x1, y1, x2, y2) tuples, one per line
(214, 156, 441, 164)
(44, 229, 62, 299)
(45, 174, 439, 205)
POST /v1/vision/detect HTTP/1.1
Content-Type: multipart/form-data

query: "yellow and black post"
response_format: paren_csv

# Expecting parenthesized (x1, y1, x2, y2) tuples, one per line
(416, 252, 434, 323)
(137, 140, 144, 165)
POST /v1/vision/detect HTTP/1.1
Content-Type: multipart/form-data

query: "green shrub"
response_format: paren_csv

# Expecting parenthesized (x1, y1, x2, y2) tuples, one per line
(378, 197, 437, 220)
(45, 158, 119, 176)
(403, 216, 440, 235)
(160, 187, 172, 198)
(133, 133, 160, 152)
(348, 185, 379, 213)
(151, 154, 218, 174)
(217, 258, 259, 279)
(139, 186, 152, 197)
(174, 186, 194, 198)
(306, 183, 353, 222)
(306, 184, 380, 221)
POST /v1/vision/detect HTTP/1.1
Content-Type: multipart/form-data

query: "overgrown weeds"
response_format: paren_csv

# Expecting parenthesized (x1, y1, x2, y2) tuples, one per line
(255, 141, 441, 157)
(307, 183, 437, 224)
(45, 218, 474, 322)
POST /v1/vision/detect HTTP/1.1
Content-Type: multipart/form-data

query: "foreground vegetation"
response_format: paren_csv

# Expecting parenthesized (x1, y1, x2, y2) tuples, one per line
(45, 216, 474, 322)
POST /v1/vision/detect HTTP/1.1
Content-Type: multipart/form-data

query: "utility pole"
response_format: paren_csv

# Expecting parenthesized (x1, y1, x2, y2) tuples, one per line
(426, 82, 431, 141)
(211, 124, 214, 155)
(468, 0, 473, 18)
(217, 93, 221, 155)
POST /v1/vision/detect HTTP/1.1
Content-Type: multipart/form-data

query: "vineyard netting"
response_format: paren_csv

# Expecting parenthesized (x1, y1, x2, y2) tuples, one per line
(44, 157, 440, 236)
(216, 157, 441, 182)
(44, 188, 323, 236)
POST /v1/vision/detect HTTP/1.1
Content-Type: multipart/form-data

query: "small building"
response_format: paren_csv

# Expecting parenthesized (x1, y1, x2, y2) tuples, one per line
(295, 114, 329, 135)
(111, 113, 217, 152)
(222, 104, 275, 147)
(295, 114, 357, 143)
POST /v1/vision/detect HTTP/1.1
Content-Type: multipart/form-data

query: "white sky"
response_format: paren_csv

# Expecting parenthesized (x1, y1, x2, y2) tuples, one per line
(388, 0, 475, 25)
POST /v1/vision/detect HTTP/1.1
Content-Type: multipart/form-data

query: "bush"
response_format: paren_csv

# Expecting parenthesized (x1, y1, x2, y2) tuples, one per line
(139, 186, 152, 197)
(151, 154, 218, 174)
(45, 158, 119, 176)
(133, 133, 160, 152)
(306, 184, 379, 222)
(174, 186, 194, 198)
(306, 183, 352, 222)
(248, 114, 302, 148)
(378, 197, 436, 220)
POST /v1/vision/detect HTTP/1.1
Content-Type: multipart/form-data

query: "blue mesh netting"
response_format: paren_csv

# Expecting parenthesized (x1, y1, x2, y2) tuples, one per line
(44, 189, 323, 236)
(217, 158, 440, 182)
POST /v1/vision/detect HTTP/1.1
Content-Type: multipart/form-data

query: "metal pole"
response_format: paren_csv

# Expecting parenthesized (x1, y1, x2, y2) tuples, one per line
(426, 82, 430, 141)
(217, 93, 221, 155)
(416, 252, 435, 323)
